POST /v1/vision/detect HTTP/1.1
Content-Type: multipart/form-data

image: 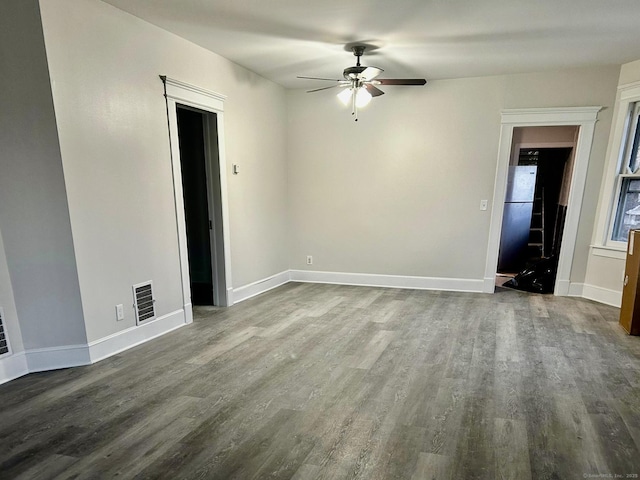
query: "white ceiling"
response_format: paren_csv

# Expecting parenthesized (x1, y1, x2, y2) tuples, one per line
(102, 0, 640, 89)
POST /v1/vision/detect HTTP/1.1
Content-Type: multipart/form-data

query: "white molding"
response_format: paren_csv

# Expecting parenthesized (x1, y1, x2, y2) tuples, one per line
(555, 279, 570, 296)
(501, 106, 602, 124)
(26, 343, 91, 373)
(581, 283, 622, 308)
(485, 106, 602, 298)
(593, 83, 640, 247)
(161, 76, 233, 308)
(483, 277, 496, 293)
(591, 245, 626, 260)
(619, 81, 640, 99)
(233, 271, 291, 304)
(290, 270, 485, 293)
(88, 309, 186, 363)
(161, 76, 226, 111)
(226, 287, 234, 306)
(568, 282, 584, 297)
(0, 310, 187, 382)
(0, 351, 28, 385)
(184, 302, 193, 325)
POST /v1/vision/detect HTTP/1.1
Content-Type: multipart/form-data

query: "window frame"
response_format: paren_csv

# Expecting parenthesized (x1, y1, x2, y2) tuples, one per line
(597, 83, 640, 251)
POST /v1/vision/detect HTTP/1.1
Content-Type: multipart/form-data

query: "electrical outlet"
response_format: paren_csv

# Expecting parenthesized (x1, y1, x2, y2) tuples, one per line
(116, 304, 124, 321)
(480, 199, 488, 211)
(306, 255, 313, 265)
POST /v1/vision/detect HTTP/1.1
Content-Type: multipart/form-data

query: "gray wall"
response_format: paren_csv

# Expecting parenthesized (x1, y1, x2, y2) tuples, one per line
(39, 0, 289, 342)
(287, 67, 619, 284)
(0, 0, 87, 349)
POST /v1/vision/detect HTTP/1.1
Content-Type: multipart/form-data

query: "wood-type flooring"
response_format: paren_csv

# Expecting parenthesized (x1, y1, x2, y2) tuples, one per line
(1, 282, 640, 479)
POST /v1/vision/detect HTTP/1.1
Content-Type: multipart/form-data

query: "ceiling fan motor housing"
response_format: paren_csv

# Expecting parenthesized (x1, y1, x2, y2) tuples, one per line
(343, 65, 367, 80)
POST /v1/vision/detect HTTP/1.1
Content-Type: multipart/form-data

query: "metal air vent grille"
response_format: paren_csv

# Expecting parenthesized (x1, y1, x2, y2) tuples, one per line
(0, 308, 11, 356)
(133, 281, 156, 325)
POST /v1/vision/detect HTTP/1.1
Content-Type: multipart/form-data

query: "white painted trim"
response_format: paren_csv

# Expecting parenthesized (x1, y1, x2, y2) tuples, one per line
(591, 245, 626, 260)
(484, 106, 602, 298)
(501, 107, 602, 124)
(567, 282, 584, 297)
(88, 309, 186, 363)
(593, 82, 640, 247)
(483, 277, 496, 293)
(161, 76, 234, 308)
(25, 343, 91, 373)
(618, 80, 640, 92)
(233, 271, 291, 304)
(290, 270, 485, 293)
(162, 76, 226, 111)
(581, 283, 622, 308)
(0, 351, 28, 385)
(0, 310, 187, 382)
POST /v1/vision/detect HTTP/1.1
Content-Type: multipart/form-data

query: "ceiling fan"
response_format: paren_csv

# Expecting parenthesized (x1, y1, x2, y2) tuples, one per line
(298, 45, 427, 121)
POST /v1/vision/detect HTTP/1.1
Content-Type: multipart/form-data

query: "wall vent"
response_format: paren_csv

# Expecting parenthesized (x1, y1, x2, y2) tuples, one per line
(0, 308, 11, 357)
(133, 281, 156, 325)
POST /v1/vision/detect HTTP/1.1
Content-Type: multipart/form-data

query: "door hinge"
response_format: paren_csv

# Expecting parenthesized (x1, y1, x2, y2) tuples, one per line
(209, 220, 213, 230)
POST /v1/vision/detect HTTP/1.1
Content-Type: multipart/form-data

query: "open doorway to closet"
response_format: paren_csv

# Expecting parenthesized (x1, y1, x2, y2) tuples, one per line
(176, 105, 227, 306)
(496, 126, 577, 291)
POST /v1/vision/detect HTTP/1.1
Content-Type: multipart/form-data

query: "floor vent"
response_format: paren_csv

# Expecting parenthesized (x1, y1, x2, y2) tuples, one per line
(0, 308, 11, 357)
(133, 281, 156, 325)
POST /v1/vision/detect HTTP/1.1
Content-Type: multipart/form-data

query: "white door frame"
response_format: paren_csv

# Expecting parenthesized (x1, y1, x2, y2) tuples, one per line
(484, 107, 601, 296)
(161, 76, 234, 321)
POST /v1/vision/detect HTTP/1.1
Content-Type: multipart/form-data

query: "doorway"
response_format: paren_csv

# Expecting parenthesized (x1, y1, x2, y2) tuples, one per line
(175, 105, 227, 306)
(484, 107, 602, 296)
(177, 107, 212, 304)
(496, 145, 574, 290)
(162, 76, 233, 320)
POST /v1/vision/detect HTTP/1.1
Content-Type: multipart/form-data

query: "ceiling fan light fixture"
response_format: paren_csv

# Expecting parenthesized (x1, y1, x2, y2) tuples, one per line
(337, 87, 353, 105)
(355, 87, 372, 108)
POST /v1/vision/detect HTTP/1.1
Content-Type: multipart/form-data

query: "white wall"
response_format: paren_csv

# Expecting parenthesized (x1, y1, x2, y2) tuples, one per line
(287, 67, 619, 286)
(39, 0, 289, 342)
(0, 0, 87, 350)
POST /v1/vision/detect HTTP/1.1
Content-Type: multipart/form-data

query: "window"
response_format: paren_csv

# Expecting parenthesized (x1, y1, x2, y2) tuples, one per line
(611, 102, 640, 243)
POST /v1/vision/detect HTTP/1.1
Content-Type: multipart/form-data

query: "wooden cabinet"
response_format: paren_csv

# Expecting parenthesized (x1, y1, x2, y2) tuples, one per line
(621, 230, 640, 335)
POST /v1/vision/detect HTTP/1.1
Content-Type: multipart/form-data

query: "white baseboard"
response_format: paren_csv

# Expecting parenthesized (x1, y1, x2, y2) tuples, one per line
(581, 283, 622, 308)
(554, 279, 570, 296)
(290, 270, 485, 293)
(0, 309, 187, 383)
(567, 282, 584, 297)
(26, 343, 92, 373)
(0, 351, 28, 385)
(233, 270, 291, 304)
(88, 309, 186, 363)
(483, 277, 496, 293)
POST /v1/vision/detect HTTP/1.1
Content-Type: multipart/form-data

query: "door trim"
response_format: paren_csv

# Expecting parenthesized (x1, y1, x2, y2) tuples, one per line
(484, 106, 601, 295)
(161, 76, 233, 318)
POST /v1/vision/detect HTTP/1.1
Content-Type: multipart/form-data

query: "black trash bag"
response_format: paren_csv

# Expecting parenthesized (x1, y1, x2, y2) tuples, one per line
(503, 256, 558, 294)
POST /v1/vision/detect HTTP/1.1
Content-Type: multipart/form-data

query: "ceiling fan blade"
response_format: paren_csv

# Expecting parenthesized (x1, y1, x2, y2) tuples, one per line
(360, 66, 383, 81)
(376, 79, 427, 86)
(364, 84, 385, 97)
(306, 85, 340, 93)
(297, 76, 343, 82)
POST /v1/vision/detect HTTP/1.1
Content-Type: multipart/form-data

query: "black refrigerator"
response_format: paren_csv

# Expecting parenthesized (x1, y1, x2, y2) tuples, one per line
(497, 165, 537, 273)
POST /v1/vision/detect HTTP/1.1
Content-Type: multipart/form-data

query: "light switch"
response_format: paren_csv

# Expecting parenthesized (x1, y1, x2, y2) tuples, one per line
(233, 164, 240, 175)
(480, 199, 488, 211)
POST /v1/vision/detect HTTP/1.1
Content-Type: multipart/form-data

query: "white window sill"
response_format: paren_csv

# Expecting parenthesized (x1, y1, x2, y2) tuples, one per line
(590, 244, 627, 260)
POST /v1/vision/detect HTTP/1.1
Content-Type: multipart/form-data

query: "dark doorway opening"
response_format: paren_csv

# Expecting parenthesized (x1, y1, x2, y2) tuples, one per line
(176, 106, 218, 305)
(497, 147, 573, 291)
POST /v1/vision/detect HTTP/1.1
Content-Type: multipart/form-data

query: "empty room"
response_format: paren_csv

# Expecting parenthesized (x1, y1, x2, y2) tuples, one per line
(3, 0, 640, 478)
